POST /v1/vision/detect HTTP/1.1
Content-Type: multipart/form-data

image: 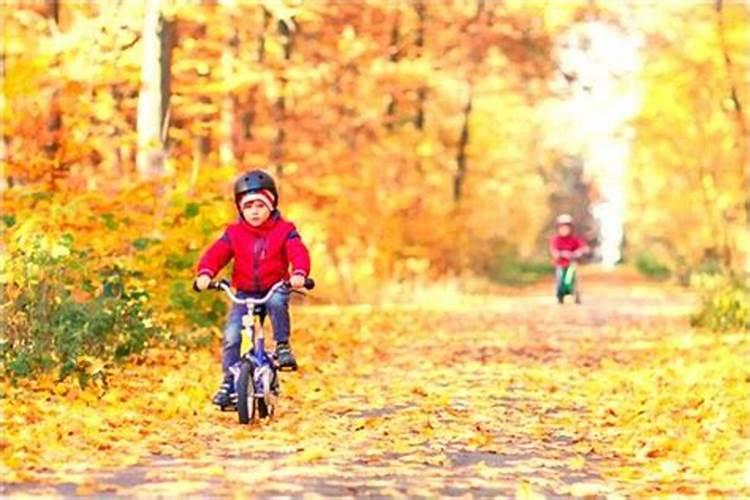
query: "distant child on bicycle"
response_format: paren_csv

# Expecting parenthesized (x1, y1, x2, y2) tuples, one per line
(194, 170, 311, 407)
(550, 213, 590, 304)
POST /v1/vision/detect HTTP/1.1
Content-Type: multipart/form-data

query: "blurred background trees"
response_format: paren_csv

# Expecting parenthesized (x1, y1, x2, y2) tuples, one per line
(3, 0, 749, 381)
(626, 1, 749, 281)
(2, 0, 748, 302)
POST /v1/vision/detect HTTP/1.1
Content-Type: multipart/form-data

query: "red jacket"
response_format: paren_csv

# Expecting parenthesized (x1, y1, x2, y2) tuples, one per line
(196, 212, 311, 292)
(550, 234, 587, 267)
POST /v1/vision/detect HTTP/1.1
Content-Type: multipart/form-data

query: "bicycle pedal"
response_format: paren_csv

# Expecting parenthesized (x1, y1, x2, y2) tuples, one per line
(217, 396, 238, 411)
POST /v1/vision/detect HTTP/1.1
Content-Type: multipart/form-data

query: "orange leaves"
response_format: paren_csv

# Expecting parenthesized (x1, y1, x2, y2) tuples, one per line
(292, 444, 329, 464)
(3, 247, 750, 497)
(466, 424, 494, 449)
(4, 0, 580, 295)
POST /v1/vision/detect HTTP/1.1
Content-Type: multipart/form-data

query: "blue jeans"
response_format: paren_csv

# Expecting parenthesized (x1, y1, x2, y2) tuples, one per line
(221, 288, 291, 377)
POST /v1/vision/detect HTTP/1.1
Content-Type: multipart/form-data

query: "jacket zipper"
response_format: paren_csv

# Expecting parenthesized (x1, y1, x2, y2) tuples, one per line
(252, 236, 266, 292)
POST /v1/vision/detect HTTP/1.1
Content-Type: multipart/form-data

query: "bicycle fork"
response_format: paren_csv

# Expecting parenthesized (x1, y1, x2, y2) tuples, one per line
(227, 311, 262, 394)
(240, 310, 277, 406)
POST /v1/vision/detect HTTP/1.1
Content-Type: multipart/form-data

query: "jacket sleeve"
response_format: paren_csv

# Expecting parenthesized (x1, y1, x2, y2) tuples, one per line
(549, 236, 559, 255)
(196, 230, 234, 278)
(575, 236, 590, 254)
(285, 225, 311, 277)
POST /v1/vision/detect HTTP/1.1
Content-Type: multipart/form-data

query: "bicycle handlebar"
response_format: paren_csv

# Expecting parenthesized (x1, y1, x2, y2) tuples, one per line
(558, 250, 585, 259)
(197, 277, 315, 305)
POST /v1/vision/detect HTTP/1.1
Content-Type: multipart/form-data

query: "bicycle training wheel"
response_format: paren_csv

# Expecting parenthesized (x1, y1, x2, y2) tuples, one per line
(257, 368, 277, 419)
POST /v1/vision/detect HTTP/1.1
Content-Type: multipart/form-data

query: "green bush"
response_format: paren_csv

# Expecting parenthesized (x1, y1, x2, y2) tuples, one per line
(691, 276, 750, 332)
(168, 280, 227, 329)
(485, 246, 554, 286)
(0, 234, 162, 386)
(635, 252, 671, 280)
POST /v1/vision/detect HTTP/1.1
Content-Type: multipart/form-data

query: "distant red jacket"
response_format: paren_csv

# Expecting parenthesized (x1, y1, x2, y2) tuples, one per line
(550, 234, 587, 267)
(196, 212, 310, 293)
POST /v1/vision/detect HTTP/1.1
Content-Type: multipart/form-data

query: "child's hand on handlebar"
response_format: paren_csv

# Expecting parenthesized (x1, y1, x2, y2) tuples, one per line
(194, 274, 211, 291)
(289, 275, 306, 290)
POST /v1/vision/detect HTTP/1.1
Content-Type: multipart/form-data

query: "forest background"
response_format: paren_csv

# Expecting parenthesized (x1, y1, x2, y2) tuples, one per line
(1, 0, 748, 380)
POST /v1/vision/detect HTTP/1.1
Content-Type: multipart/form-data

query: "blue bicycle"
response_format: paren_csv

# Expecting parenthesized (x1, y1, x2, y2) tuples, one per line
(209, 278, 314, 424)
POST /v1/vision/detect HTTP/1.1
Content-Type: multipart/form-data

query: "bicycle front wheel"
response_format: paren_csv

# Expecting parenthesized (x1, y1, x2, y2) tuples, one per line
(236, 360, 256, 424)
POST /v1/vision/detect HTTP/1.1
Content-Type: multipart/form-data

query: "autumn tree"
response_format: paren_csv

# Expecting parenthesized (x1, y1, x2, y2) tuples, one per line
(626, 1, 750, 278)
(3, 0, 605, 300)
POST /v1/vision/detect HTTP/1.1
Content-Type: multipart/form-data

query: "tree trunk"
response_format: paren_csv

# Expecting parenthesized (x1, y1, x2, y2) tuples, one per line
(217, 0, 238, 166)
(452, 0, 485, 202)
(44, 0, 62, 169)
(414, 0, 425, 130)
(159, 15, 175, 149)
(193, 18, 212, 162)
(258, 7, 270, 63)
(0, 51, 6, 189)
(45, 0, 60, 25)
(385, 8, 400, 129)
(136, 0, 166, 176)
(272, 17, 294, 178)
(220, 29, 239, 166)
(239, 8, 271, 148)
(240, 99, 255, 142)
(454, 91, 472, 202)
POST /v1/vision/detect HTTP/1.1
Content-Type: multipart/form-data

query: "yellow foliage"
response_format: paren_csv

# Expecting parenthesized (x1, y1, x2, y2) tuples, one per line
(627, 2, 750, 275)
(2, 278, 749, 496)
(2, 1, 750, 495)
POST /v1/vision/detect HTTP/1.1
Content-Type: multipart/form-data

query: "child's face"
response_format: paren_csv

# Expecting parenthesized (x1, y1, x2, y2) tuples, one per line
(558, 224, 572, 236)
(242, 201, 271, 226)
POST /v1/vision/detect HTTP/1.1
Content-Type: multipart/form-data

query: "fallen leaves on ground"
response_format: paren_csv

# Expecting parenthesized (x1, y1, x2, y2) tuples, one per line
(2, 277, 749, 496)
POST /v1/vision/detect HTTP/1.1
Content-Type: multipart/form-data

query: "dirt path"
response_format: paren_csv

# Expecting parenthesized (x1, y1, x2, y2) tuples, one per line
(5, 271, 716, 497)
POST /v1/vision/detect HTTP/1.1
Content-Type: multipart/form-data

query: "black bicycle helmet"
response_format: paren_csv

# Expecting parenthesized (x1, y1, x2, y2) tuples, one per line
(233, 169, 278, 208)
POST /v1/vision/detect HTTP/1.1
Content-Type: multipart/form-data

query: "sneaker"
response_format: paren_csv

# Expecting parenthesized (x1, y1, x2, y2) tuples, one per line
(212, 380, 237, 407)
(275, 342, 298, 371)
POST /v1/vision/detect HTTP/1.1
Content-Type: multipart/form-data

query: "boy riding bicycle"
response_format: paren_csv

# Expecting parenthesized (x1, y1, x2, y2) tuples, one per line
(549, 213, 590, 304)
(194, 170, 311, 407)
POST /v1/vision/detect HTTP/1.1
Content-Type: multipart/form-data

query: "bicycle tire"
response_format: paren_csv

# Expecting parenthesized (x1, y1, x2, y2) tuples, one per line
(236, 360, 256, 424)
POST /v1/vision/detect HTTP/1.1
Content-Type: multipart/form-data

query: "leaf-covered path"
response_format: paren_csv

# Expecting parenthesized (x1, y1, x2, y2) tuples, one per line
(3, 271, 749, 497)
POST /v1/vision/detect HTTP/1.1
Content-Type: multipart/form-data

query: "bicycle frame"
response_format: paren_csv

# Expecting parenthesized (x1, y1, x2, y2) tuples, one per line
(561, 263, 577, 293)
(555, 253, 581, 304)
(205, 277, 313, 423)
(213, 280, 285, 397)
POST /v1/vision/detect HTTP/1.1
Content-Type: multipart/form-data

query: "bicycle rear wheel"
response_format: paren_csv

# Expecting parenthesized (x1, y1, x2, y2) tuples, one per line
(236, 360, 256, 424)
